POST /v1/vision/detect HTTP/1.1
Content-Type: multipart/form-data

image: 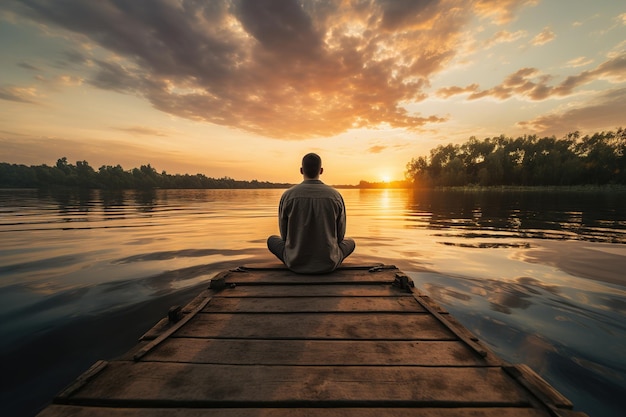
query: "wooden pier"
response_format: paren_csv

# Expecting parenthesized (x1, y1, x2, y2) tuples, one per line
(37, 265, 587, 416)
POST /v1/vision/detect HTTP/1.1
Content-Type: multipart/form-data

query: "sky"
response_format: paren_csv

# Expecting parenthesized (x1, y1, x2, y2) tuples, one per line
(1, 0, 625, 185)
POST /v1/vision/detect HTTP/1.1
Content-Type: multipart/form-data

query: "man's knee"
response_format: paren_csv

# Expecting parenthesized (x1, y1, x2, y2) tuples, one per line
(340, 238, 356, 258)
(267, 235, 285, 262)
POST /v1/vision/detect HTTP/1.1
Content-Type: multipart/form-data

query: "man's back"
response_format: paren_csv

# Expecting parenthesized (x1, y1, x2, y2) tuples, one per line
(267, 153, 355, 273)
(279, 180, 346, 273)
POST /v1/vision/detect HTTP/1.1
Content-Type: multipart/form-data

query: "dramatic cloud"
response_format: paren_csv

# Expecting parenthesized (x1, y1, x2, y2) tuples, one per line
(1, 0, 535, 139)
(438, 52, 626, 101)
(517, 87, 626, 133)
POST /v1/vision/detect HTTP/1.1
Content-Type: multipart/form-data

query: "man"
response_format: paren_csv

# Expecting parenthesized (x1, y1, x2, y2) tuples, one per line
(267, 153, 356, 274)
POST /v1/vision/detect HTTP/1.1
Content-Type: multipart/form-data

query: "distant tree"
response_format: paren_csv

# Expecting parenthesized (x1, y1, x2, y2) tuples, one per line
(405, 129, 625, 187)
(405, 156, 432, 187)
(56, 157, 71, 174)
(0, 158, 294, 189)
(75, 160, 97, 187)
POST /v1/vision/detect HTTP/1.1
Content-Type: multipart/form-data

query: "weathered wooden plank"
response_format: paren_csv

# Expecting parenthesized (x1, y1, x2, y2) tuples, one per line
(55, 360, 108, 402)
(139, 289, 214, 340)
(221, 268, 399, 285)
(38, 405, 561, 417)
(203, 296, 425, 313)
(214, 284, 414, 297)
(133, 292, 214, 361)
(138, 317, 171, 341)
(411, 293, 489, 358)
(504, 365, 575, 410)
(239, 263, 395, 272)
(141, 339, 486, 366)
(65, 362, 532, 407)
(175, 313, 456, 340)
(34, 266, 589, 417)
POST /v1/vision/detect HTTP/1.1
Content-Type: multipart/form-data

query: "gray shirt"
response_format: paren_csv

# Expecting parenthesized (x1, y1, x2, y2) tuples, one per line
(279, 179, 346, 273)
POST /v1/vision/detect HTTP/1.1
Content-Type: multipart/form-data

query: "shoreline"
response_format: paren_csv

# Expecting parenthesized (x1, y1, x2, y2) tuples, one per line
(407, 184, 626, 192)
(3, 184, 626, 192)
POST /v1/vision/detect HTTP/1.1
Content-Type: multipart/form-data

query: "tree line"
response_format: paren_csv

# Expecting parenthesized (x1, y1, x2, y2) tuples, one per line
(0, 157, 292, 189)
(405, 129, 626, 187)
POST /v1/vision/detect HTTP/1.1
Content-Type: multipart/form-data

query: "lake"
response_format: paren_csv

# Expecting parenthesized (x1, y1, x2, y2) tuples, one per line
(1, 187, 625, 417)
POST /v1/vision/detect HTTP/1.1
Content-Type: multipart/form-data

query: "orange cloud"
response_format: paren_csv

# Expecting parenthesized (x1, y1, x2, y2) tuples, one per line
(367, 145, 387, 154)
(3, 0, 539, 139)
(436, 83, 480, 98)
(473, 0, 539, 25)
(439, 52, 626, 101)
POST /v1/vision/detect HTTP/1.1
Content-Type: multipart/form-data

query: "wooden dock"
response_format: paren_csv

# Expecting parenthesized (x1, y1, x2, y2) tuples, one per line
(37, 265, 587, 417)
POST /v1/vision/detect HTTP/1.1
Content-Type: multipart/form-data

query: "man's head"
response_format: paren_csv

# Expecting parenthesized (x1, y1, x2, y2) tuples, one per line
(301, 153, 323, 179)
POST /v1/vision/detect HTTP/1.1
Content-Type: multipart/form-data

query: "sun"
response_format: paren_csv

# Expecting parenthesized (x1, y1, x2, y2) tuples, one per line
(381, 174, 391, 183)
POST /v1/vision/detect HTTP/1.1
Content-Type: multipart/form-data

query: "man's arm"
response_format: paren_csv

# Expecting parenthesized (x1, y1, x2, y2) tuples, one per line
(278, 195, 289, 241)
(336, 196, 346, 242)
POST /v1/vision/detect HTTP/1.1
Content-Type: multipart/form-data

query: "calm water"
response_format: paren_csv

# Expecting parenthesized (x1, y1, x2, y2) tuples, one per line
(1, 187, 625, 417)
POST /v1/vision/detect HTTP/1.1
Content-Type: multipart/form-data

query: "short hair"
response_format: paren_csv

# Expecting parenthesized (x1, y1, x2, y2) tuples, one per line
(302, 153, 322, 178)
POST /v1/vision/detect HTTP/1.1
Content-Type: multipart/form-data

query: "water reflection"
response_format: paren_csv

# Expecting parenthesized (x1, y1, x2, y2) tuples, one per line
(134, 189, 157, 212)
(410, 269, 626, 417)
(406, 188, 626, 243)
(1, 187, 625, 417)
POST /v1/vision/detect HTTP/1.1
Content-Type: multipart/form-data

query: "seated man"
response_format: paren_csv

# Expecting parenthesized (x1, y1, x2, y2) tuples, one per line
(267, 153, 356, 274)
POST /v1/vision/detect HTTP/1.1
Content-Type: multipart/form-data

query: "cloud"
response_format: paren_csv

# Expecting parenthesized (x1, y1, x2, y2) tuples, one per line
(57, 50, 90, 67)
(566, 56, 593, 68)
(88, 60, 143, 93)
(530, 26, 555, 46)
(0, 0, 536, 139)
(439, 52, 626, 101)
(473, 0, 539, 25)
(17, 61, 40, 71)
(483, 30, 527, 49)
(367, 145, 387, 154)
(114, 126, 169, 137)
(378, 0, 440, 30)
(0, 85, 39, 104)
(517, 87, 626, 134)
(436, 83, 479, 98)
(56, 75, 83, 86)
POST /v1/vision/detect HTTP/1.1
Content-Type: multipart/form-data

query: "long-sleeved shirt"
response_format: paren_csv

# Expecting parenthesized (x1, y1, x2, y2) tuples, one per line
(278, 179, 346, 274)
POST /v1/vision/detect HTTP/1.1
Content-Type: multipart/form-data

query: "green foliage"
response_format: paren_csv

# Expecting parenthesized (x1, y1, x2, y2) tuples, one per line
(0, 159, 292, 190)
(406, 129, 626, 187)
